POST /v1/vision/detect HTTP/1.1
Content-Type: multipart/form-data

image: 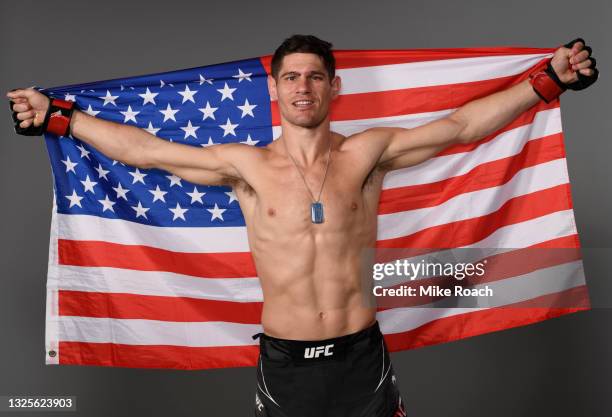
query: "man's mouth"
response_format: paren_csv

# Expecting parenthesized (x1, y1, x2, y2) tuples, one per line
(292, 100, 314, 108)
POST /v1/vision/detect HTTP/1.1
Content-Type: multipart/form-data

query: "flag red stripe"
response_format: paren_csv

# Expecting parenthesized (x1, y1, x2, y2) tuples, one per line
(379, 184, 572, 249)
(58, 240, 257, 278)
(58, 290, 263, 323)
(259, 47, 555, 74)
(385, 285, 590, 352)
(57, 239, 580, 321)
(58, 342, 259, 370)
(379, 133, 565, 213)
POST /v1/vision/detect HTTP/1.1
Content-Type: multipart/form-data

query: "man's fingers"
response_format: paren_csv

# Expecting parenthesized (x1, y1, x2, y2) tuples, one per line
(6, 88, 35, 99)
(579, 68, 595, 76)
(19, 118, 33, 128)
(11, 102, 32, 112)
(571, 50, 590, 64)
(573, 59, 592, 70)
(16, 110, 36, 120)
(571, 41, 584, 55)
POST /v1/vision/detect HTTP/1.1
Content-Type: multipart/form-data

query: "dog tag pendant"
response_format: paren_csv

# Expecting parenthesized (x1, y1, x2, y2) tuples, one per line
(311, 202, 324, 224)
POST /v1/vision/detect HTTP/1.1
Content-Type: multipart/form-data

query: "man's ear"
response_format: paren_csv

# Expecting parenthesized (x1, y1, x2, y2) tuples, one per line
(267, 75, 278, 101)
(331, 75, 341, 100)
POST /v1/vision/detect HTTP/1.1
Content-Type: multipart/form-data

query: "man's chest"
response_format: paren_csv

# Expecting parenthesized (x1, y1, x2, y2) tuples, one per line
(235, 155, 385, 231)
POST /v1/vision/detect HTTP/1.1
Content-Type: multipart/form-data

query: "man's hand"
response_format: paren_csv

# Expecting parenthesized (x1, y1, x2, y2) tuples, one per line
(6, 87, 50, 130)
(550, 38, 598, 85)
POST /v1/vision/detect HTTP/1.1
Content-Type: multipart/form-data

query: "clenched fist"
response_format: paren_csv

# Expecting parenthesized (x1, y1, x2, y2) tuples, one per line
(6, 87, 51, 130)
(550, 37, 598, 88)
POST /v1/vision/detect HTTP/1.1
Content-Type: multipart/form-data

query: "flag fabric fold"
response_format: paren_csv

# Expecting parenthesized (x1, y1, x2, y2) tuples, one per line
(40, 46, 589, 370)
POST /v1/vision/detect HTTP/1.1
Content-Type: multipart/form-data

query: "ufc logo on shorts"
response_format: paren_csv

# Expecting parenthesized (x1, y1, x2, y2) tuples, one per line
(304, 344, 334, 358)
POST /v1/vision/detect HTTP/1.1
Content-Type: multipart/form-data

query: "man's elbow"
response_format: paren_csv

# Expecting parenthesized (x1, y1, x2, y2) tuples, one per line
(450, 112, 478, 144)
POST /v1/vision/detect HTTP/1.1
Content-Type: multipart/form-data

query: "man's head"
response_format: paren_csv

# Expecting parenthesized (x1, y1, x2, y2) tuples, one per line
(268, 34, 341, 129)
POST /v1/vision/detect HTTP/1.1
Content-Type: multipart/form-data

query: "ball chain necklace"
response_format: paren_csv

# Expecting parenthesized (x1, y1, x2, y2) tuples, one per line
(282, 137, 333, 224)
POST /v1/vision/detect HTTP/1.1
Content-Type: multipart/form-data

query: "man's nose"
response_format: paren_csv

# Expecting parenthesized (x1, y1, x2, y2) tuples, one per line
(296, 76, 311, 93)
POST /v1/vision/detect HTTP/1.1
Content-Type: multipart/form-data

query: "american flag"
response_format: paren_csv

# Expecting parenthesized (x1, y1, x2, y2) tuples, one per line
(40, 46, 589, 370)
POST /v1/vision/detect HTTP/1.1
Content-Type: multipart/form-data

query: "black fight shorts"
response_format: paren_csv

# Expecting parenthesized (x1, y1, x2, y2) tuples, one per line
(252, 320, 407, 417)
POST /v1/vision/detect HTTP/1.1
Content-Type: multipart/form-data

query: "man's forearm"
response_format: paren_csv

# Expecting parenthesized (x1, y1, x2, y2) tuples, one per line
(69, 110, 153, 167)
(453, 79, 542, 143)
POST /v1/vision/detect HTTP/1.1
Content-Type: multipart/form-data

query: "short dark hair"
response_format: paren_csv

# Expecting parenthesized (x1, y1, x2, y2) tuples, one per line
(271, 34, 336, 80)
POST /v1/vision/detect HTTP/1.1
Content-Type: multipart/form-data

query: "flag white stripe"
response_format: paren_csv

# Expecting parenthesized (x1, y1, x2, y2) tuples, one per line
(53, 266, 262, 301)
(337, 53, 552, 95)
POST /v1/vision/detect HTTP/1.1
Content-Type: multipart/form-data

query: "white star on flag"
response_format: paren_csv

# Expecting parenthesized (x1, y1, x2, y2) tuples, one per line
(220, 118, 238, 137)
(198, 101, 218, 120)
(225, 189, 238, 204)
(169, 203, 188, 221)
(159, 103, 179, 122)
(166, 174, 183, 187)
(187, 186, 206, 204)
(237, 98, 257, 118)
(61, 155, 78, 174)
(76, 143, 91, 160)
(232, 68, 252, 82)
(241, 134, 259, 146)
(132, 201, 150, 219)
(65, 190, 84, 208)
(101, 90, 119, 106)
(94, 164, 110, 180)
(199, 74, 214, 85)
(139, 87, 159, 105)
(80, 175, 97, 194)
(149, 185, 167, 203)
(144, 121, 161, 136)
(180, 120, 200, 139)
(98, 195, 116, 212)
(217, 82, 236, 101)
(129, 168, 147, 185)
(207, 203, 226, 221)
(113, 183, 130, 200)
(201, 137, 216, 147)
(84, 105, 100, 117)
(120, 105, 140, 123)
(178, 85, 198, 104)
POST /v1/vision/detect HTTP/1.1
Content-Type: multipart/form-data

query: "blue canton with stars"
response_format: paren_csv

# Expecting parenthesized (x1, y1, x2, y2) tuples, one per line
(41, 58, 272, 227)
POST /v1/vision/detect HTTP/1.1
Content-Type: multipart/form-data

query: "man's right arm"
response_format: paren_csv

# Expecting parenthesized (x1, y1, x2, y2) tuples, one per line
(69, 110, 249, 186)
(7, 87, 252, 187)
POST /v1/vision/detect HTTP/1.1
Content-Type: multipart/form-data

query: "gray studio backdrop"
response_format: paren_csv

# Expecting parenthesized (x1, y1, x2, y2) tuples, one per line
(1, 1, 610, 416)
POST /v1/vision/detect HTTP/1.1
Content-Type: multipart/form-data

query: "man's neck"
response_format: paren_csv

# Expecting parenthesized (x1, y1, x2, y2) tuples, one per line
(278, 119, 334, 166)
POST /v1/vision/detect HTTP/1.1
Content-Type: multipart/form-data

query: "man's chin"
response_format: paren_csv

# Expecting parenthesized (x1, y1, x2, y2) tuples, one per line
(287, 114, 326, 129)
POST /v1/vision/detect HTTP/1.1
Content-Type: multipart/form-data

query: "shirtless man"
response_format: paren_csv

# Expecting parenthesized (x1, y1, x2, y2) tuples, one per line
(7, 35, 597, 417)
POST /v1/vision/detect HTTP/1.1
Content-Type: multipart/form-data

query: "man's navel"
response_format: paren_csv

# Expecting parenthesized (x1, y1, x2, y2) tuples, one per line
(350, 202, 358, 211)
(267, 207, 276, 217)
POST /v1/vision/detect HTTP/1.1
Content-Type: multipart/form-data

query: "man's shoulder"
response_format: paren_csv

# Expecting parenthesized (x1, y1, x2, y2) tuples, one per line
(338, 127, 397, 152)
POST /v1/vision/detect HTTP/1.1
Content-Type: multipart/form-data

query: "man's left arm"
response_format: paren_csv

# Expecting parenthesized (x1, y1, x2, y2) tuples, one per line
(374, 38, 598, 172)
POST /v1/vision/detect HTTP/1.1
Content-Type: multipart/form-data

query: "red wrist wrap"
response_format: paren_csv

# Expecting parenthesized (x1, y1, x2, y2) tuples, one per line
(528, 70, 565, 104)
(46, 98, 75, 137)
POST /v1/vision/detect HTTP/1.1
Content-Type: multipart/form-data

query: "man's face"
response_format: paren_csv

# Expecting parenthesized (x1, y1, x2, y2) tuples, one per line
(268, 53, 341, 129)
